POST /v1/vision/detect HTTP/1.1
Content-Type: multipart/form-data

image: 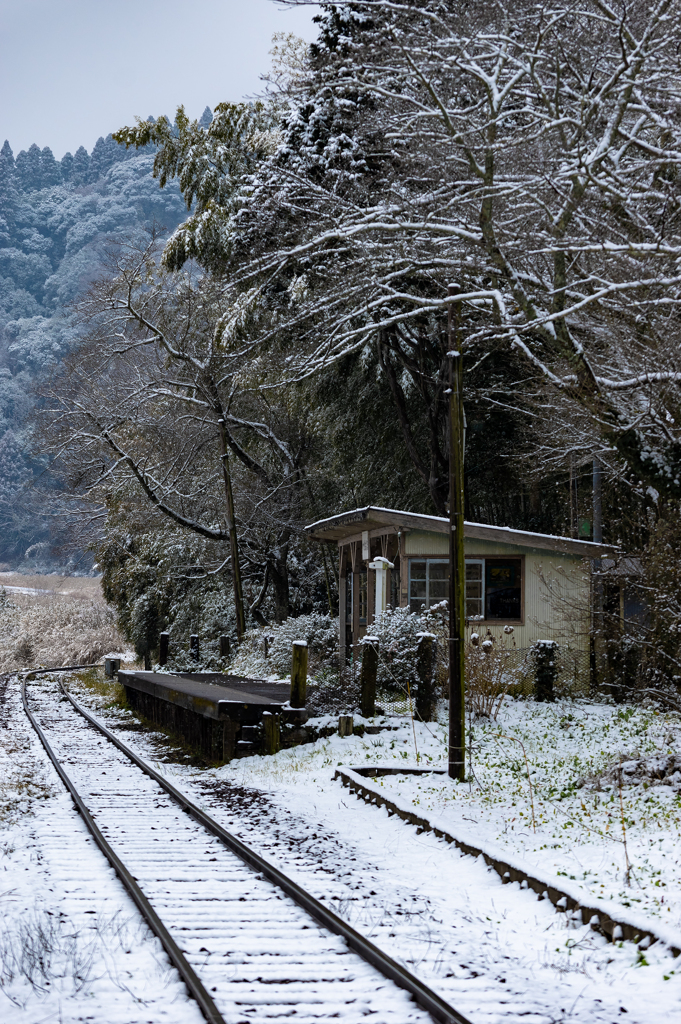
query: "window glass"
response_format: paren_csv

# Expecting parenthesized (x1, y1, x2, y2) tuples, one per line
(409, 559, 448, 612)
(408, 556, 522, 620)
(428, 562, 449, 604)
(485, 559, 521, 620)
(465, 560, 484, 619)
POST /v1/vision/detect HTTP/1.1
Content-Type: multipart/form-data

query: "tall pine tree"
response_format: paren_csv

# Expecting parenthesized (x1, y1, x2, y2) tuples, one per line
(15, 143, 42, 190)
(0, 141, 18, 244)
(40, 146, 62, 187)
(88, 133, 124, 182)
(60, 151, 74, 182)
(71, 145, 90, 186)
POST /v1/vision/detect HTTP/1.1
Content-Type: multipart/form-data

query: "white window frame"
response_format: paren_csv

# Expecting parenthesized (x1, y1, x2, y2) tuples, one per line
(408, 558, 449, 612)
(409, 556, 523, 621)
(466, 556, 523, 623)
(465, 558, 485, 621)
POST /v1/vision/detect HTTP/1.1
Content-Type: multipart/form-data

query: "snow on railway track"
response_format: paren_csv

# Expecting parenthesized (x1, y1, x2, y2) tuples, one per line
(22, 672, 470, 1024)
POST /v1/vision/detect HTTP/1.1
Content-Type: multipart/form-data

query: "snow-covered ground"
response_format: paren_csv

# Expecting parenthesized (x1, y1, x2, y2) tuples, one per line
(52, 674, 681, 1023)
(0, 673, 217, 1023)
(334, 699, 681, 930)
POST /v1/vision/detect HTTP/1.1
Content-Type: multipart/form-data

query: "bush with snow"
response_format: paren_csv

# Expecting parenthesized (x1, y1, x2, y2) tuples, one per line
(229, 613, 338, 679)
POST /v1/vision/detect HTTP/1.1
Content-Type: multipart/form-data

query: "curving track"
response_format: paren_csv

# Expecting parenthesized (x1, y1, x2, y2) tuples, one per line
(22, 671, 472, 1024)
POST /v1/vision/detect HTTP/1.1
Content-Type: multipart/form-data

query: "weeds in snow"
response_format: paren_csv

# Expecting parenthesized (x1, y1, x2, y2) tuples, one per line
(0, 910, 98, 1005)
(0, 909, 156, 1009)
(494, 731, 537, 832)
(0, 722, 53, 828)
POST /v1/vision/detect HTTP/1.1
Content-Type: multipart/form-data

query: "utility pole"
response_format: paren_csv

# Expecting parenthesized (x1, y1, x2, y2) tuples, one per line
(218, 418, 246, 640)
(448, 286, 465, 782)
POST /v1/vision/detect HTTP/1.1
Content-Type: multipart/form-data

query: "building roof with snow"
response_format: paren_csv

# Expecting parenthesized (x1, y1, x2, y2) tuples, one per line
(305, 506, 617, 559)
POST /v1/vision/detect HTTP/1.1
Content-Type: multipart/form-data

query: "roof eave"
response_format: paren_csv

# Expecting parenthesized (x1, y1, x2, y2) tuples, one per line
(305, 506, 619, 557)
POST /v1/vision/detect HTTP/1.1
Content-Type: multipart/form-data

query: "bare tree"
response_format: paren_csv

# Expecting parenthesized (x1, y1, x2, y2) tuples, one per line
(113, 1, 681, 510)
(41, 238, 317, 626)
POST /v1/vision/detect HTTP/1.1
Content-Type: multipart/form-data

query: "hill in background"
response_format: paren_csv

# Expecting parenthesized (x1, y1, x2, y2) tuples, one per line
(0, 114, 209, 569)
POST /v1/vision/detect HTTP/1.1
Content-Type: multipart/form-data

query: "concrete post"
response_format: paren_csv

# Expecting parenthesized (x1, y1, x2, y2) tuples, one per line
(338, 714, 353, 737)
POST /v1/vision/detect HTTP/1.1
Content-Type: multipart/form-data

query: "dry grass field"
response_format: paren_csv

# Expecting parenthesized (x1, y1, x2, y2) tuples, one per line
(0, 573, 106, 602)
(0, 575, 127, 673)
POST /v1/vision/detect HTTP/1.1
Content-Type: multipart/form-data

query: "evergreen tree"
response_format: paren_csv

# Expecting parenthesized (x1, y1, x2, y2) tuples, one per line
(88, 133, 124, 182)
(0, 141, 17, 245)
(71, 145, 90, 186)
(0, 140, 16, 203)
(87, 136, 107, 181)
(15, 143, 42, 190)
(60, 151, 74, 182)
(199, 106, 213, 127)
(0, 140, 15, 182)
(40, 146, 61, 187)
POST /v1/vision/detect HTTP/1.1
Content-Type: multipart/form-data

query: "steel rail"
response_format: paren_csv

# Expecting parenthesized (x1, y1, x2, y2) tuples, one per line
(53, 672, 472, 1024)
(26, 662, 102, 675)
(21, 674, 227, 1024)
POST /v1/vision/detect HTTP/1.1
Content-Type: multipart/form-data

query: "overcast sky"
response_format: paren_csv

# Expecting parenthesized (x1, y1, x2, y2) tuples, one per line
(0, 0, 319, 158)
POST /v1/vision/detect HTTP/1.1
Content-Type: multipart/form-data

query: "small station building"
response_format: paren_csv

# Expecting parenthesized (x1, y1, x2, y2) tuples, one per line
(305, 507, 615, 660)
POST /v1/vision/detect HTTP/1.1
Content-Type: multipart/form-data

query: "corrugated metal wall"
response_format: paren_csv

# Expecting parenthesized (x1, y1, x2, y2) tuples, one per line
(403, 531, 590, 650)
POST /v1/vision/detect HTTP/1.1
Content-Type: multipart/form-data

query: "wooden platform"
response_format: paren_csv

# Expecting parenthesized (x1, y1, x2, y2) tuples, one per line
(118, 670, 300, 762)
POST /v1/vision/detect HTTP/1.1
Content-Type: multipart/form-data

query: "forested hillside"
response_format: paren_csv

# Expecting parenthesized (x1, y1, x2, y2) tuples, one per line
(0, 120, 197, 565)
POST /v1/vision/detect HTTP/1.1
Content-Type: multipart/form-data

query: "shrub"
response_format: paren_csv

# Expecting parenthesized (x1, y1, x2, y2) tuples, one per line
(229, 613, 339, 679)
(466, 627, 518, 719)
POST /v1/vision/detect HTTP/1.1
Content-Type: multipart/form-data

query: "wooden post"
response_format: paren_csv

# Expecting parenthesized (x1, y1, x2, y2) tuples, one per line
(219, 635, 231, 660)
(360, 636, 379, 718)
(159, 632, 169, 666)
(416, 633, 436, 722)
(448, 286, 466, 781)
(290, 641, 308, 708)
(338, 714, 353, 737)
(262, 712, 280, 755)
(591, 457, 604, 692)
(352, 568, 360, 665)
(190, 634, 199, 662)
(338, 545, 347, 663)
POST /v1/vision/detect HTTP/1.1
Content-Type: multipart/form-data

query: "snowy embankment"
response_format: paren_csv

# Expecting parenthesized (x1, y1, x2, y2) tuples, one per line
(350, 699, 681, 931)
(68, 674, 681, 1023)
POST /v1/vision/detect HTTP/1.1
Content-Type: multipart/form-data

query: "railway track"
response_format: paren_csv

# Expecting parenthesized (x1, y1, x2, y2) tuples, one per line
(22, 671, 472, 1024)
